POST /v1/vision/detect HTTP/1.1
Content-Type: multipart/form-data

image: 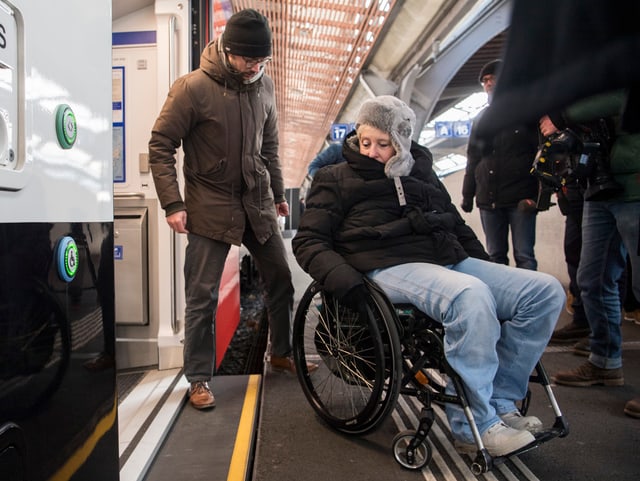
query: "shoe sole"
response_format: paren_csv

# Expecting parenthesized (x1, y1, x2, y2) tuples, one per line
(271, 362, 319, 374)
(190, 393, 216, 409)
(572, 349, 590, 357)
(623, 408, 640, 419)
(454, 439, 532, 458)
(501, 422, 543, 434)
(553, 377, 624, 387)
(191, 400, 216, 409)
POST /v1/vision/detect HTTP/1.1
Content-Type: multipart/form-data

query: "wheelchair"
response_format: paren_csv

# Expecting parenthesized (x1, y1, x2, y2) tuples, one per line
(292, 278, 569, 474)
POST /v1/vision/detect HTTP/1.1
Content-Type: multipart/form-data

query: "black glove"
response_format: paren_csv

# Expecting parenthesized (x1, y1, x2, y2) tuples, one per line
(460, 198, 473, 213)
(406, 206, 456, 233)
(338, 284, 370, 314)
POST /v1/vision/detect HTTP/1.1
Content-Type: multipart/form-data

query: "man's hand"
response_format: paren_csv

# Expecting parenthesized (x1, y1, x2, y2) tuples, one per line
(166, 210, 188, 233)
(539, 115, 559, 137)
(276, 201, 289, 217)
(460, 198, 474, 213)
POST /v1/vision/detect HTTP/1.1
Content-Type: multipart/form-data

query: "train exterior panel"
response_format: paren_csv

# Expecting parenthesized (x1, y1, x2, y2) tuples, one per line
(0, 1, 118, 480)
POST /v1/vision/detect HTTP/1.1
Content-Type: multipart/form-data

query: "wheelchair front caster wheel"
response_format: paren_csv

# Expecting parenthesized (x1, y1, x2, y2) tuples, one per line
(392, 430, 432, 470)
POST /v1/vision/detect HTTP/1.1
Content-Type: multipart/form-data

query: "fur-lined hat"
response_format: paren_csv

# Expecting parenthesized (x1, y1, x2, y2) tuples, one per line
(355, 95, 416, 177)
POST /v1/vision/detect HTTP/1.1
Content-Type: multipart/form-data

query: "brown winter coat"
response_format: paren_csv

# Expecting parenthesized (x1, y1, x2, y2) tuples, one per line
(149, 39, 284, 245)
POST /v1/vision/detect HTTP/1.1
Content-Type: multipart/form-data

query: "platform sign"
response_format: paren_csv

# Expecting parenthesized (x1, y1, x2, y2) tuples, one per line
(330, 123, 354, 142)
(435, 121, 472, 138)
(453, 120, 472, 137)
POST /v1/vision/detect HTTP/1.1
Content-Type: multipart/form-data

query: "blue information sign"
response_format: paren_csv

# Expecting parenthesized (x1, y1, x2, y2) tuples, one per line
(330, 123, 354, 142)
(453, 120, 472, 137)
(435, 120, 472, 138)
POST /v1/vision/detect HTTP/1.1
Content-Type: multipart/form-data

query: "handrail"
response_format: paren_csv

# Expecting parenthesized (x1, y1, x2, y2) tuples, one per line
(168, 15, 177, 86)
(114, 192, 145, 199)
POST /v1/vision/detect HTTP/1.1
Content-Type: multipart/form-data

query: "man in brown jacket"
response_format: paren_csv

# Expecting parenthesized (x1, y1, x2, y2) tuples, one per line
(149, 8, 299, 410)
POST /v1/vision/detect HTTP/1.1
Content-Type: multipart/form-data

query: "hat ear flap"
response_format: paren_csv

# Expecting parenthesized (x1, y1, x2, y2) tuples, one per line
(396, 119, 413, 141)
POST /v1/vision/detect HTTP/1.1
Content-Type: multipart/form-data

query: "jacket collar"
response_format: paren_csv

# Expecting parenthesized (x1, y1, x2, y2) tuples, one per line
(343, 131, 434, 180)
(199, 39, 263, 91)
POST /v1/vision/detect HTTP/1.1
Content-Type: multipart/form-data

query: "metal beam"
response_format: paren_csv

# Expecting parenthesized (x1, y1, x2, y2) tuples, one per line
(409, 0, 511, 120)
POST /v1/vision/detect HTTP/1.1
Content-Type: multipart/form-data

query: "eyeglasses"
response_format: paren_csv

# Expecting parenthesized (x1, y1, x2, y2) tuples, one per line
(243, 56, 272, 68)
(480, 74, 496, 85)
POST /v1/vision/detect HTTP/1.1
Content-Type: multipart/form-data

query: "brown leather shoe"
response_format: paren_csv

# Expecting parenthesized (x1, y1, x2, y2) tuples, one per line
(189, 381, 216, 409)
(270, 355, 318, 374)
(565, 290, 575, 315)
(623, 309, 640, 325)
(624, 397, 640, 418)
(553, 361, 624, 387)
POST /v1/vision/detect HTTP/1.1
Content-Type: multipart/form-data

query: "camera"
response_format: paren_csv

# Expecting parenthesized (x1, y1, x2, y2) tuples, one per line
(529, 121, 622, 210)
(528, 129, 579, 211)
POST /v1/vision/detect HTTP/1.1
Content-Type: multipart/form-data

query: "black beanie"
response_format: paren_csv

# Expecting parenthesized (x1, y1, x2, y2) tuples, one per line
(478, 59, 502, 84)
(223, 9, 272, 58)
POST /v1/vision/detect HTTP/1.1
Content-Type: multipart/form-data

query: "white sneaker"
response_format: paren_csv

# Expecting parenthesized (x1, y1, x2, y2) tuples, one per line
(500, 411, 543, 433)
(455, 421, 534, 457)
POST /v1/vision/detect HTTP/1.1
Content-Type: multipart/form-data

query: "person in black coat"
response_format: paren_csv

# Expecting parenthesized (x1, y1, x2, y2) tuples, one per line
(461, 60, 541, 270)
(293, 95, 564, 457)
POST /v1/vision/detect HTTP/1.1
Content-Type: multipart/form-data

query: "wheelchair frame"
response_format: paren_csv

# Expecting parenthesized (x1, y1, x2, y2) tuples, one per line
(292, 279, 569, 474)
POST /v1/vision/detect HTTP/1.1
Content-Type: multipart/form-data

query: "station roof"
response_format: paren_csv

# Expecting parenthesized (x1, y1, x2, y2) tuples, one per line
(115, 0, 509, 187)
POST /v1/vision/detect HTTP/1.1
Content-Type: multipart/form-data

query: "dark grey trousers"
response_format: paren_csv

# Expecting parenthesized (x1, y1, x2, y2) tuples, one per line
(183, 228, 294, 383)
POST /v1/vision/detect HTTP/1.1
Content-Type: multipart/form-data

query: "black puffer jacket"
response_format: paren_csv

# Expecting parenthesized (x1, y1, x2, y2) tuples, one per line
(292, 134, 489, 298)
(462, 109, 540, 210)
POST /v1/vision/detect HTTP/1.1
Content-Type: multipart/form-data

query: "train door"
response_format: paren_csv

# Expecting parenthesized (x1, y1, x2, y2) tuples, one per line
(111, 0, 240, 372)
(0, 1, 118, 480)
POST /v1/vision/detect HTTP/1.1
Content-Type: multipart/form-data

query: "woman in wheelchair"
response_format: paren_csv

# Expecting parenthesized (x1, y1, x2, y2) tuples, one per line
(292, 96, 565, 459)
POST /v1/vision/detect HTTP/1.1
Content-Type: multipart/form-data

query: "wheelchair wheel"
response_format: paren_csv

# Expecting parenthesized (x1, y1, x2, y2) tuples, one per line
(293, 280, 402, 434)
(392, 430, 432, 470)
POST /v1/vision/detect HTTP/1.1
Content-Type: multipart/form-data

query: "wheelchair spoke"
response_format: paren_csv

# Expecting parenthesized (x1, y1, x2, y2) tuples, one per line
(292, 281, 402, 434)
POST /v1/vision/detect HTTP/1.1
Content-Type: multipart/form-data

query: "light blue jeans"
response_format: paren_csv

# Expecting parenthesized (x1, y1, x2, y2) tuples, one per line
(578, 200, 640, 369)
(367, 257, 563, 442)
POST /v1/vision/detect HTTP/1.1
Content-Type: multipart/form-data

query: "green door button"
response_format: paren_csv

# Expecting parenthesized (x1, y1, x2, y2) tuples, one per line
(55, 104, 77, 149)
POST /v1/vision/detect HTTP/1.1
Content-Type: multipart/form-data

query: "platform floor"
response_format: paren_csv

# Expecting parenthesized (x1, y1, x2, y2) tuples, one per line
(251, 215, 640, 481)
(117, 371, 259, 481)
(118, 170, 640, 481)
(253, 321, 640, 481)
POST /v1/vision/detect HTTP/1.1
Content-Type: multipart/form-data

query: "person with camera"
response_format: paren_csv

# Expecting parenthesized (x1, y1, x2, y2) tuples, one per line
(461, 60, 541, 270)
(548, 89, 640, 419)
(538, 116, 630, 350)
(538, 116, 625, 348)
